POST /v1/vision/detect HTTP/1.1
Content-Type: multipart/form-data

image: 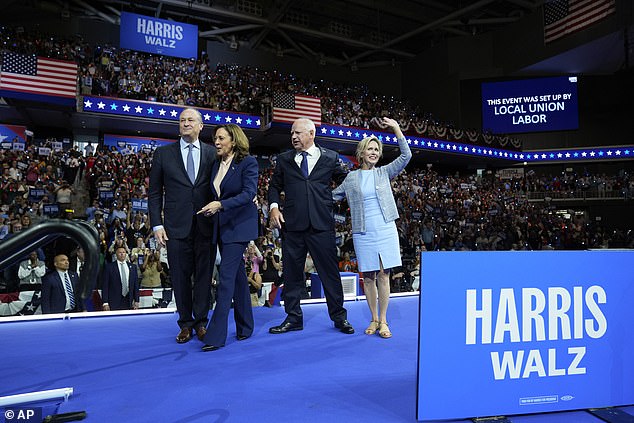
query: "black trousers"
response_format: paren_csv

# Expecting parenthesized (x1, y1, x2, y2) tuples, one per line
(167, 219, 213, 329)
(281, 227, 346, 325)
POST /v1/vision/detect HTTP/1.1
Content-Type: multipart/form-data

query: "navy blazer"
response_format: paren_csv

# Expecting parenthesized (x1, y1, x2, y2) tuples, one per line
(102, 261, 140, 310)
(268, 147, 347, 231)
(211, 155, 259, 243)
(148, 141, 216, 239)
(41, 270, 82, 314)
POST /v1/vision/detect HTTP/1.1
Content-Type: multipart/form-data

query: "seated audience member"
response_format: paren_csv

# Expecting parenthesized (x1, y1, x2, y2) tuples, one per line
(140, 248, 162, 288)
(41, 254, 83, 314)
(102, 246, 139, 311)
(8, 220, 23, 238)
(20, 214, 33, 229)
(18, 251, 47, 288)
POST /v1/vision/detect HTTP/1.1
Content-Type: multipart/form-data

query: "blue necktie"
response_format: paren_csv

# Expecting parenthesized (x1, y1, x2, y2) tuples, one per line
(64, 272, 75, 310)
(186, 144, 196, 184)
(300, 151, 309, 178)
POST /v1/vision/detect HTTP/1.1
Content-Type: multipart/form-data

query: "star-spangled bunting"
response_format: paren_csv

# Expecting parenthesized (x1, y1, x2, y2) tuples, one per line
(0, 289, 42, 316)
(82, 95, 632, 165)
(316, 123, 634, 164)
(82, 96, 261, 129)
(18, 289, 42, 315)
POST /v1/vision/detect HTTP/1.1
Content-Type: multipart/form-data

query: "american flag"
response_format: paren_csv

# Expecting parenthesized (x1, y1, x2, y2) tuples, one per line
(272, 93, 322, 126)
(543, 0, 616, 44)
(0, 52, 78, 100)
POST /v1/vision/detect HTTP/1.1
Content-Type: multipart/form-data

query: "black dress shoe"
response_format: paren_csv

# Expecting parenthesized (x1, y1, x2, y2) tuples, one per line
(202, 344, 222, 352)
(237, 335, 250, 341)
(335, 320, 355, 334)
(269, 321, 303, 334)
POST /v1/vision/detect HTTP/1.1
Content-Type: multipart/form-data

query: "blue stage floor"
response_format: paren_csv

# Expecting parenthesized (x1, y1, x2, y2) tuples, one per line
(1, 296, 632, 422)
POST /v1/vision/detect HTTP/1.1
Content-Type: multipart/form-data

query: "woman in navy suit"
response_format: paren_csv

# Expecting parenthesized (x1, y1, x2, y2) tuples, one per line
(198, 124, 259, 351)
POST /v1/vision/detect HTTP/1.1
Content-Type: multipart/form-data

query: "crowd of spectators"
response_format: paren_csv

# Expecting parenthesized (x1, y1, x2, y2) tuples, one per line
(1, 140, 634, 313)
(2, 26, 633, 314)
(1, 25, 519, 149)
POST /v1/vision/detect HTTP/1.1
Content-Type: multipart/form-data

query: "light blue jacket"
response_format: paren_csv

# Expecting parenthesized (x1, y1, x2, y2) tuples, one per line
(333, 136, 412, 234)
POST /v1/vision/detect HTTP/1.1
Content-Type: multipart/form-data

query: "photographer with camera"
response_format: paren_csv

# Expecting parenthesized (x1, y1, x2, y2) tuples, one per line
(245, 241, 263, 274)
(107, 234, 130, 263)
(246, 259, 262, 307)
(140, 248, 163, 289)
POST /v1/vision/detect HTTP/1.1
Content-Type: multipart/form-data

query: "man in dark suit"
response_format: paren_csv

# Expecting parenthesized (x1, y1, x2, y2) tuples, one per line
(268, 117, 354, 334)
(148, 108, 216, 343)
(41, 254, 83, 314)
(69, 246, 85, 277)
(102, 246, 140, 311)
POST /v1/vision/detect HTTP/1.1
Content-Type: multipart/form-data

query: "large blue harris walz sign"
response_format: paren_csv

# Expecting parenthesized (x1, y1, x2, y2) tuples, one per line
(120, 12, 198, 59)
(417, 250, 634, 421)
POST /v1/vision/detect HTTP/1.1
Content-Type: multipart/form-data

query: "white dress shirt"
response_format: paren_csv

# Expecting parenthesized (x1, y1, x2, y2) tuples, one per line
(213, 155, 234, 196)
(293, 144, 321, 175)
(271, 144, 321, 211)
(117, 260, 129, 297)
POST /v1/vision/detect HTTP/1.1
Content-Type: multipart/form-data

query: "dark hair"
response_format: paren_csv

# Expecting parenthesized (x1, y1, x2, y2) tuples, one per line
(214, 124, 250, 163)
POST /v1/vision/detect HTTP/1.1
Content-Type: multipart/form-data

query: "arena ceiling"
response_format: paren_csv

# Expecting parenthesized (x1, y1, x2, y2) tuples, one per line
(6, 0, 541, 68)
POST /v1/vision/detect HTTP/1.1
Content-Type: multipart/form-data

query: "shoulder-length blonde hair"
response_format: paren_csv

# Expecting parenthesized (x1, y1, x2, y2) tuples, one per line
(214, 124, 250, 163)
(355, 136, 383, 165)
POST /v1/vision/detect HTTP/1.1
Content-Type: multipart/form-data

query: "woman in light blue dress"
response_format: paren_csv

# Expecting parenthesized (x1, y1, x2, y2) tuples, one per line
(333, 117, 411, 338)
